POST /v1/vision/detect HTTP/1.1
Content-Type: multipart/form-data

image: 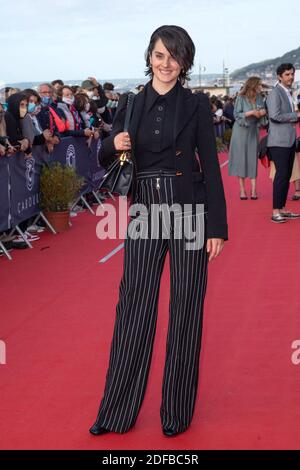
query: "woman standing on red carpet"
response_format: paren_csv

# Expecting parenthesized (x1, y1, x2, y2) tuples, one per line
(90, 25, 228, 437)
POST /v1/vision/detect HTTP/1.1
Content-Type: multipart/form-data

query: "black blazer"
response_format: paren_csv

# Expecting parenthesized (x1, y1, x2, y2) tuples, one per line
(98, 81, 228, 240)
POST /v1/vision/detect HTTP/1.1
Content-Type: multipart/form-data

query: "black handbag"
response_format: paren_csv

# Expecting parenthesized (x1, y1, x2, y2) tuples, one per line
(98, 93, 135, 196)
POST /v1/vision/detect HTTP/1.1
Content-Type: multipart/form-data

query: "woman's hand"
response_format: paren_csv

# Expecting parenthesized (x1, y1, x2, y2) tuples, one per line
(51, 135, 60, 145)
(245, 109, 260, 118)
(18, 138, 29, 152)
(258, 109, 266, 117)
(114, 132, 132, 151)
(0, 144, 6, 156)
(6, 144, 16, 156)
(43, 129, 53, 141)
(84, 128, 93, 138)
(206, 238, 224, 262)
(88, 77, 99, 87)
(24, 152, 33, 159)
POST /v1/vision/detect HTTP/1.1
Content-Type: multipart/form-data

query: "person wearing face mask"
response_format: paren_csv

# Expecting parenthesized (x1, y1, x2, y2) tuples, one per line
(81, 79, 98, 100)
(36, 83, 67, 144)
(100, 91, 118, 138)
(4, 93, 31, 155)
(57, 86, 93, 138)
(21, 89, 52, 147)
(74, 93, 93, 128)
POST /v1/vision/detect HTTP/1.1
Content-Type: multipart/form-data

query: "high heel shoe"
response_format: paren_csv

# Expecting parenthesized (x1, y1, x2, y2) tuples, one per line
(162, 427, 186, 437)
(89, 423, 110, 435)
(240, 194, 248, 200)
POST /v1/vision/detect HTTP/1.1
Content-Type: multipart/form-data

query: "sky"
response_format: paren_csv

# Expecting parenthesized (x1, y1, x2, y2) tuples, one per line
(1, 0, 299, 84)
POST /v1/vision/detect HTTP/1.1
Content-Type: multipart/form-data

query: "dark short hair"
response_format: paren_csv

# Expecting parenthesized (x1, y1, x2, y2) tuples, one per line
(276, 63, 295, 76)
(71, 85, 81, 94)
(145, 25, 195, 84)
(103, 82, 114, 91)
(61, 85, 73, 93)
(23, 88, 41, 103)
(51, 79, 64, 87)
(74, 93, 89, 112)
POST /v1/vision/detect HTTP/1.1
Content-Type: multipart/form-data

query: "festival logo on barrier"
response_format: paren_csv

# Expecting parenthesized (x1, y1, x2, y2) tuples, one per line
(25, 157, 35, 191)
(66, 144, 76, 169)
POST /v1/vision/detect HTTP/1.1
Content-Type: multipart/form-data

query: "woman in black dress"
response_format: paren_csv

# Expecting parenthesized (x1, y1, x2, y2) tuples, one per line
(90, 25, 228, 437)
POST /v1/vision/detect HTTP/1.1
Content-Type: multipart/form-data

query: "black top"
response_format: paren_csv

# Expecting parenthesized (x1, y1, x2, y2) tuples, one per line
(135, 80, 179, 170)
(5, 92, 32, 154)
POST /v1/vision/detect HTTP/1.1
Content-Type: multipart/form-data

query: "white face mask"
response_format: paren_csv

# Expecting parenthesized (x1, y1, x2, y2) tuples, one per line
(62, 96, 74, 106)
(98, 106, 106, 114)
(85, 103, 90, 112)
(86, 91, 94, 99)
(92, 96, 99, 101)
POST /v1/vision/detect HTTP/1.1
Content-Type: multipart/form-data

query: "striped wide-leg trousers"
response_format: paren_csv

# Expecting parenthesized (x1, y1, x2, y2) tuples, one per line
(93, 170, 208, 433)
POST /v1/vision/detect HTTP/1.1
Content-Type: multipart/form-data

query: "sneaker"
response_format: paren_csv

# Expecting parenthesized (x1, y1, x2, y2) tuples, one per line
(25, 231, 40, 241)
(27, 224, 45, 233)
(271, 214, 287, 223)
(281, 212, 300, 219)
(13, 235, 28, 243)
(13, 232, 39, 243)
(73, 205, 85, 213)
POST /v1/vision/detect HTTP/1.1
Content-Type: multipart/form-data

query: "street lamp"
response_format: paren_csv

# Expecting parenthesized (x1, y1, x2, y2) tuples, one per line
(199, 64, 206, 87)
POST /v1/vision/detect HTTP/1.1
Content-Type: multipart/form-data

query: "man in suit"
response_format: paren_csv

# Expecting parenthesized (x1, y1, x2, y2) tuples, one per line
(267, 63, 300, 223)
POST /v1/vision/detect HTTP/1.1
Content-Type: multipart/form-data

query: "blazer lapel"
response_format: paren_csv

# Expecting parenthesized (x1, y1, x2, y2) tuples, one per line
(128, 87, 146, 156)
(174, 85, 198, 141)
(276, 84, 293, 111)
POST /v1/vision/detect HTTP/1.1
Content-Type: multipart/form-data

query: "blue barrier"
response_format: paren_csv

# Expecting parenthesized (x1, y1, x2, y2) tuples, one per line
(0, 137, 105, 231)
(0, 156, 10, 231)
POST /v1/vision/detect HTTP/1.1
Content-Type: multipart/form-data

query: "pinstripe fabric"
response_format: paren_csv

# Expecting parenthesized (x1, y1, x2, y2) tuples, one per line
(92, 174, 208, 433)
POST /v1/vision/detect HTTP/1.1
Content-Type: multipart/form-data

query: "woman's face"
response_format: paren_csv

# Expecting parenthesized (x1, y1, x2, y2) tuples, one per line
(256, 83, 263, 94)
(150, 38, 181, 87)
(62, 88, 74, 100)
(29, 96, 38, 105)
(19, 99, 28, 118)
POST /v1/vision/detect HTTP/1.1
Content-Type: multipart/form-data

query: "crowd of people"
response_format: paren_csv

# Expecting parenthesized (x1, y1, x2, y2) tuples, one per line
(0, 77, 121, 157)
(1, 63, 300, 257)
(0, 77, 122, 255)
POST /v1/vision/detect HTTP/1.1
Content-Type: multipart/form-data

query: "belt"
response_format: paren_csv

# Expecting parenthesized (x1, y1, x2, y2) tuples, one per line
(136, 169, 177, 179)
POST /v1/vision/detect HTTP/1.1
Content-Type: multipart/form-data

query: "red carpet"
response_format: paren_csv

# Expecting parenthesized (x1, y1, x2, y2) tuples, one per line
(1, 155, 300, 450)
